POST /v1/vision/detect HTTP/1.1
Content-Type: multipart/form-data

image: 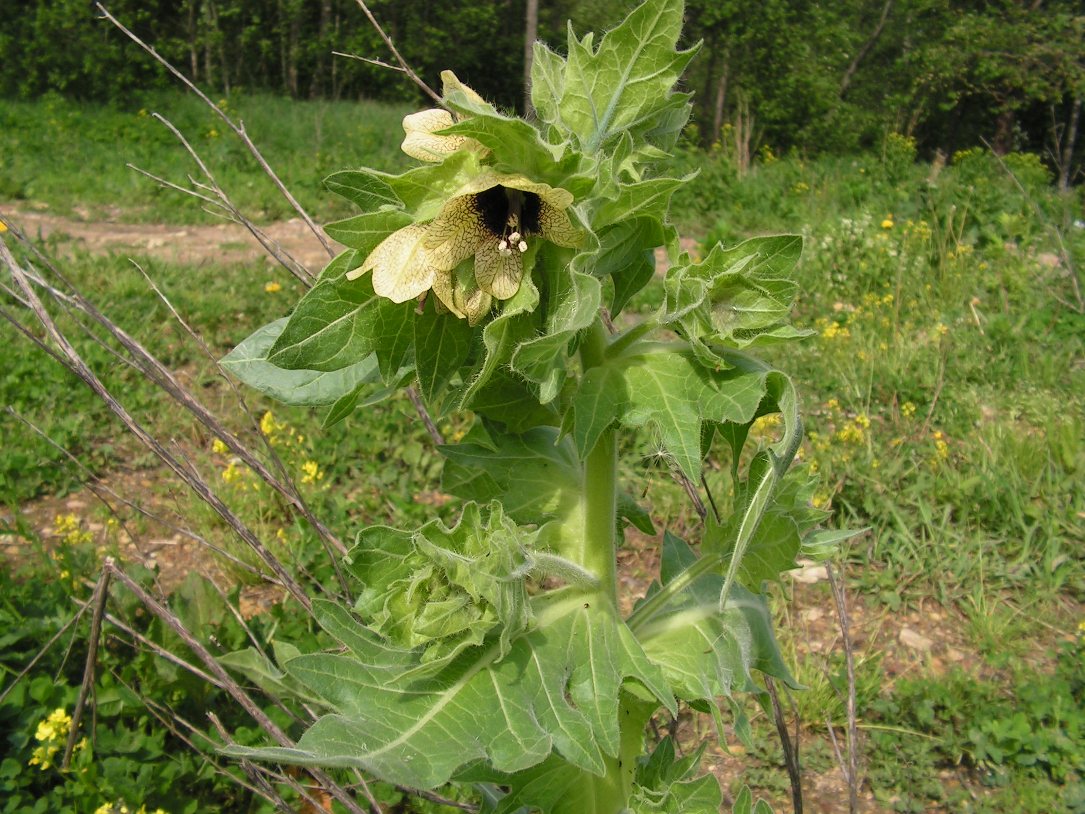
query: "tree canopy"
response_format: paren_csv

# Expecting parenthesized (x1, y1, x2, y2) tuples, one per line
(1, 0, 1081, 177)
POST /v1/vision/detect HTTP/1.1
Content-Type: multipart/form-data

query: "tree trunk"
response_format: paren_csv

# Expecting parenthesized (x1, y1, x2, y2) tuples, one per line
(839, 0, 894, 98)
(186, 0, 199, 80)
(712, 55, 730, 149)
(524, 0, 539, 116)
(1058, 96, 1081, 192)
(312, 0, 332, 98)
(992, 109, 1015, 155)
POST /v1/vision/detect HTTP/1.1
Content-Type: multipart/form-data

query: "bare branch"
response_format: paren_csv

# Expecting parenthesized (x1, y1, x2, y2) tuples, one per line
(0, 239, 312, 611)
(766, 675, 803, 814)
(62, 559, 113, 769)
(104, 563, 369, 814)
(143, 112, 315, 285)
(333, 51, 407, 74)
(826, 563, 860, 814)
(95, 3, 334, 260)
(353, 1, 445, 107)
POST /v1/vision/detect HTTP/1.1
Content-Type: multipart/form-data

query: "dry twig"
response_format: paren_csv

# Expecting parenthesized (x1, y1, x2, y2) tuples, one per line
(95, 3, 334, 262)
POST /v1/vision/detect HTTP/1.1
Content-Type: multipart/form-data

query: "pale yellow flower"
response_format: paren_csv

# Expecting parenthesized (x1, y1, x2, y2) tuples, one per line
(264, 281, 282, 294)
(399, 71, 489, 162)
(347, 170, 583, 317)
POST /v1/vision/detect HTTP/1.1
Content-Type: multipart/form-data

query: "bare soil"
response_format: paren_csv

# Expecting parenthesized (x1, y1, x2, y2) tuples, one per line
(1, 202, 337, 271)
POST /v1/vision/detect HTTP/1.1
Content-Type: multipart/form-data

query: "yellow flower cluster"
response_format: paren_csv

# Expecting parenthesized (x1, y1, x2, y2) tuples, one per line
(901, 401, 917, 418)
(817, 318, 851, 341)
(210, 413, 324, 494)
(932, 430, 950, 460)
(264, 281, 282, 294)
(94, 804, 169, 814)
(881, 216, 894, 230)
(300, 460, 323, 485)
(53, 513, 93, 547)
(28, 708, 84, 770)
(835, 413, 870, 445)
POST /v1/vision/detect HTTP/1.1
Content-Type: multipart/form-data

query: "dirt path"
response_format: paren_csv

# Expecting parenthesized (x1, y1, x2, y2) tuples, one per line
(1, 203, 338, 271)
(0, 202, 696, 274)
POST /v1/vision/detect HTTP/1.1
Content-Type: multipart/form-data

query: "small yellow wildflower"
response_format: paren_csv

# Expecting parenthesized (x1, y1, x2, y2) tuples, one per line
(825, 323, 849, 340)
(260, 411, 278, 437)
(932, 430, 950, 460)
(0, 220, 8, 233)
(221, 460, 246, 485)
(936, 323, 949, 337)
(881, 217, 894, 229)
(211, 438, 229, 455)
(53, 514, 93, 546)
(901, 401, 917, 418)
(29, 708, 77, 770)
(300, 460, 323, 485)
(207, 128, 219, 139)
(264, 281, 282, 294)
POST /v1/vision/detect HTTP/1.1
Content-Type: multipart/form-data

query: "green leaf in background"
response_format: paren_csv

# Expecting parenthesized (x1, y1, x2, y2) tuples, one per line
(534, 0, 698, 153)
(440, 428, 581, 525)
(459, 276, 539, 407)
(323, 169, 399, 212)
(629, 738, 722, 813)
(225, 589, 675, 790)
(414, 301, 475, 403)
(267, 269, 416, 374)
(511, 266, 601, 403)
(592, 175, 688, 231)
(632, 533, 795, 727)
(221, 318, 380, 406)
(702, 511, 801, 591)
(464, 368, 562, 432)
(322, 209, 412, 254)
(587, 218, 669, 317)
(663, 236, 809, 355)
(572, 347, 766, 479)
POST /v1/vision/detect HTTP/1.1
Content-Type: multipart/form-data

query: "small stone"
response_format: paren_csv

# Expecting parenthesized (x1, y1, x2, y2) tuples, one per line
(791, 560, 829, 584)
(899, 627, 934, 652)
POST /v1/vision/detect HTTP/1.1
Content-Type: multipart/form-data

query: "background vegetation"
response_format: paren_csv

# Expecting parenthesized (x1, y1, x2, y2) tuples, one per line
(1, 1, 1083, 811)
(1, 1, 1083, 182)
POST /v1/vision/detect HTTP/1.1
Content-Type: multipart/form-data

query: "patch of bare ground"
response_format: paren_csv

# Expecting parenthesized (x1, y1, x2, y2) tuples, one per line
(0, 463, 283, 616)
(1, 202, 338, 271)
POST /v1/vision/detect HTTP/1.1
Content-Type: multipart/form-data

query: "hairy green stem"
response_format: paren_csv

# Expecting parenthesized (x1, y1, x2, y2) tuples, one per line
(579, 318, 618, 608)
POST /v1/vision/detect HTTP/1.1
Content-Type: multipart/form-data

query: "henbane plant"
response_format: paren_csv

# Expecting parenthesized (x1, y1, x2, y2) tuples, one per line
(222, 0, 827, 810)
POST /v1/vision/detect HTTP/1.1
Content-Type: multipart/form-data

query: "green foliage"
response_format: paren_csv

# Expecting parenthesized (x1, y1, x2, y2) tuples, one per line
(0, 92, 412, 222)
(866, 636, 1085, 812)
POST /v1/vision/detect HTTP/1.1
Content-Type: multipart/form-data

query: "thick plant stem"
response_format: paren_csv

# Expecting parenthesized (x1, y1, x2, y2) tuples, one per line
(579, 318, 618, 608)
(583, 429, 618, 606)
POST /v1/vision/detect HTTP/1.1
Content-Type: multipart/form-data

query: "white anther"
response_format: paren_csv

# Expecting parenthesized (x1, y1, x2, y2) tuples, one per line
(498, 239, 508, 252)
(517, 240, 528, 253)
(508, 231, 521, 243)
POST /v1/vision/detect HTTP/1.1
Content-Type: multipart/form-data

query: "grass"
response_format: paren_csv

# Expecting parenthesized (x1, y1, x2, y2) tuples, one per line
(2, 94, 1083, 811)
(0, 91, 414, 223)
